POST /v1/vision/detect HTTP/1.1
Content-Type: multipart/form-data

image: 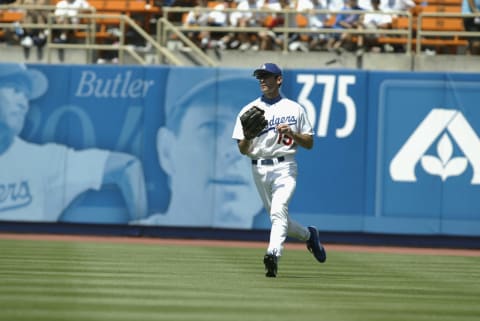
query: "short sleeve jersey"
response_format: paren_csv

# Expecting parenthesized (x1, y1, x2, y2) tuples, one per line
(0, 138, 109, 222)
(232, 96, 314, 159)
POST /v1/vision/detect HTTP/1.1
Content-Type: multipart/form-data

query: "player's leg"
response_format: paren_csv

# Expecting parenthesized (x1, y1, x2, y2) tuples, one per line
(251, 166, 278, 276)
(286, 215, 326, 263)
(263, 192, 290, 278)
(307, 226, 327, 262)
(253, 166, 287, 256)
(267, 162, 298, 257)
(287, 218, 310, 241)
(251, 166, 272, 215)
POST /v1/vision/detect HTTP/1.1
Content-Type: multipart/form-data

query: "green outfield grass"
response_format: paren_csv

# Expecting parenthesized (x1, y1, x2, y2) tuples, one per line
(0, 238, 479, 321)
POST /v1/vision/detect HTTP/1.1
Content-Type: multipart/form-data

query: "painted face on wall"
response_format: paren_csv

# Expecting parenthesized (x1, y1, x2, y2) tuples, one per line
(156, 76, 264, 228)
(0, 85, 30, 136)
(158, 101, 262, 227)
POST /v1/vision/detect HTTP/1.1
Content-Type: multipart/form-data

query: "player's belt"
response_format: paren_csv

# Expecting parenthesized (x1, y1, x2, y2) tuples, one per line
(251, 156, 285, 165)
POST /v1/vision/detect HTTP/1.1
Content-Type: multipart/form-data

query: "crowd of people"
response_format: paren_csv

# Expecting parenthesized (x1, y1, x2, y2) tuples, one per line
(178, 0, 419, 55)
(2, 0, 164, 63)
(1, 0, 480, 60)
(174, 0, 480, 55)
(3, 0, 101, 61)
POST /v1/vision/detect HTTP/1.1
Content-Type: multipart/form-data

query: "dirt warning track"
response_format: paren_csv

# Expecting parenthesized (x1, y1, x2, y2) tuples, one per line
(1, 232, 480, 257)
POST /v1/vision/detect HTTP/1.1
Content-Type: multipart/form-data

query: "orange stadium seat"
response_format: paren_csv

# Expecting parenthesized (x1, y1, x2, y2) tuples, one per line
(0, 11, 25, 39)
(0, 10, 25, 23)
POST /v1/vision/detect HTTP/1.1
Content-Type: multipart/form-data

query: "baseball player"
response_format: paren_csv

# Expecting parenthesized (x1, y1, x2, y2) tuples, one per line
(232, 63, 326, 277)
(0, 63, 148, 222)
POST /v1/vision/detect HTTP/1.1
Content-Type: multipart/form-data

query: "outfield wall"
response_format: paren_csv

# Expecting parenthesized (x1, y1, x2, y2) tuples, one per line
(1, 63, 480, 237)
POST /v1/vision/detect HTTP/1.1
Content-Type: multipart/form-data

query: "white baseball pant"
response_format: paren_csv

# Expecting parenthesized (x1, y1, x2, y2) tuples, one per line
(251, 157, 310, 257)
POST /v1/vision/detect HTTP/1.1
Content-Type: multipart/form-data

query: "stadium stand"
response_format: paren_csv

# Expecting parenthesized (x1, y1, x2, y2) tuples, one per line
(1, 0, 480, 66)
(377, 0, 467, 53)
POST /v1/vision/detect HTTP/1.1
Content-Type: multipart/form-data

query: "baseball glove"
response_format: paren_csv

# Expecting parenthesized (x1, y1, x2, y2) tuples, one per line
(240, 106, 268, 140)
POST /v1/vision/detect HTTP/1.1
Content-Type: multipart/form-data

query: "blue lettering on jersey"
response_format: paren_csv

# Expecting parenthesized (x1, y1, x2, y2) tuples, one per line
(268, 115, 297, 128)
(0, 181, 33, 211)
(258, 115, 298, 137)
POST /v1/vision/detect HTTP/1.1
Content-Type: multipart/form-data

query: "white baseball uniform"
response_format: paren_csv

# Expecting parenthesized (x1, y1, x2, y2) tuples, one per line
(232, 95, 314, 256)
(0, 137, 109, 222)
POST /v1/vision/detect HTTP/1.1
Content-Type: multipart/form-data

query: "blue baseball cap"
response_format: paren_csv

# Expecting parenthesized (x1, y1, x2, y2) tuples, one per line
(0, 63, 48, 100)
(253, 63, 282, 78)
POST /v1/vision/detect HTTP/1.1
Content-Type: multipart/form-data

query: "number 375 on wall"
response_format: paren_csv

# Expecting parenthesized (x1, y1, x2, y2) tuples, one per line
(296, 74, 356, 138)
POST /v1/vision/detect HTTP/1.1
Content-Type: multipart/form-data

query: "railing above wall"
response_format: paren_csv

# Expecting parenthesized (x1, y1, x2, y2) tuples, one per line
(0, 3, 181, 65)
(43, 12, 182, 65)
(416, 11, 480, 54)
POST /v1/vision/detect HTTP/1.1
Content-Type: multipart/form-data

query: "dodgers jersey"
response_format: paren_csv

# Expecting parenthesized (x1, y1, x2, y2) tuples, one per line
(232, 96, 313, 158)
(0, 137, 109, 222)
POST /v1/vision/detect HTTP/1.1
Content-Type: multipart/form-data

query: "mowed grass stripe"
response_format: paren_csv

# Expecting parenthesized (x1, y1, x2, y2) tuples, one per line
(0, 238, 479, 321)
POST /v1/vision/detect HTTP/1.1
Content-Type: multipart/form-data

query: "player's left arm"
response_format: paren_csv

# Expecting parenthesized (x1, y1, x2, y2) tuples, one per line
(102, 152, 148, 220)
(276, 124, 314, 149)
(293, 132, 314, 150)
(276, 105, 314, 149)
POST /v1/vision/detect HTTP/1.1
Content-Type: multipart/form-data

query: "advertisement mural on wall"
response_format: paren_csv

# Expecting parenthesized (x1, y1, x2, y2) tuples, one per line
(2, 63, 480, 236)
(375, 77, 480, 235)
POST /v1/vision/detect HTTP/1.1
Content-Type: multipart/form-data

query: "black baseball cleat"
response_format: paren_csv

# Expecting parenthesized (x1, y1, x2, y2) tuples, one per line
(263, 253, 278, 277)
(306, 226, 327, 263)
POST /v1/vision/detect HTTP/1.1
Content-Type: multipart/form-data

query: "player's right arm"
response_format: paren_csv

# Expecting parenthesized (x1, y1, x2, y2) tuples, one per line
(237, 139, 252, 155)
(233, 106, 254, 155)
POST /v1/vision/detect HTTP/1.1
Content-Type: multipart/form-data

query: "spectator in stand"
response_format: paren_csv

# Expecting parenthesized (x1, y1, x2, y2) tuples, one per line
(358, 0, 373, 10)
(54, 0, 92, 26)
(379, 0, 415, 52)
(257, 0, 284, 50)
(293, 0, 330, 51)
(205, 0, 237, 53)
(168, 0, 197, 24)
(12, 0, 48, 61)
(188, 0, 236, 58)
(462, 0, 480, 54)
(357, 0, 392, 52)
(330, 0, 346, 11)
(21, 0, 48, 25)
(31, 1, 47, 59)
(326, 0, 364, 51)
(54, 0, 93, 62)
(274, 0, 306, 51)
(229, 0, 263, 51)
(18, 0, 48, 31)
(380, 0, 415, 13)
(183, 0, 210, 48)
